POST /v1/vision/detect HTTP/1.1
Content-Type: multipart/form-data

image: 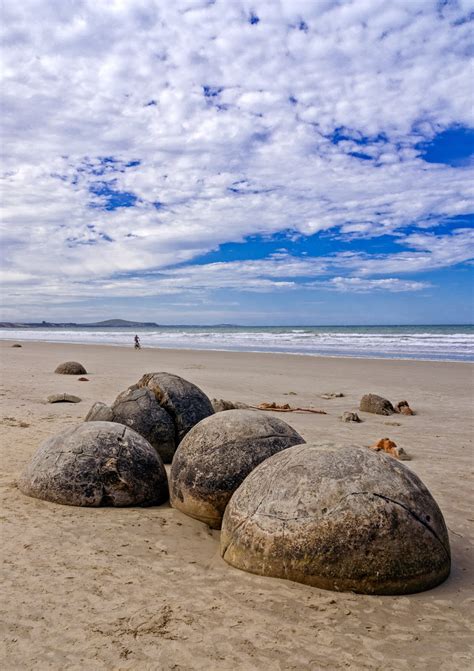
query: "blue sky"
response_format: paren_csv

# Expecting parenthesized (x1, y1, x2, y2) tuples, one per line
(0, 0, 473, 325)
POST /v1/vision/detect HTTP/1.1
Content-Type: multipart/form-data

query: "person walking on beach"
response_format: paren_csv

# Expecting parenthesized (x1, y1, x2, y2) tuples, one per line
(134, 334, 141, 350)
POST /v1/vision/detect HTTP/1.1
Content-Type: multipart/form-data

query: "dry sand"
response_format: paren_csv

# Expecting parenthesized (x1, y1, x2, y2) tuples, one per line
(0, 340, 473, 670)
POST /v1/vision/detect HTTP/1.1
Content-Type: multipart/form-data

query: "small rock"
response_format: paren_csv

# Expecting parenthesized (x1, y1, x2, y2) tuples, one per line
(341, 412, 361, 423)
(85, 401, 114, 421)
(369, 438, 411, 460)
(396, 400, 415, 415)
(11, 343, 22, 348)
(360, 394, 394, 416)
(47, 394, 82, 404)
(321, 392, 344, 399)
(211, 398, 250, 412)
(78, 377, 89, 382)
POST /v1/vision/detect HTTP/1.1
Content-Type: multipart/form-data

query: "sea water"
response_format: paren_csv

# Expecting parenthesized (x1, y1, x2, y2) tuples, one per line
(1, 325, 473, 362)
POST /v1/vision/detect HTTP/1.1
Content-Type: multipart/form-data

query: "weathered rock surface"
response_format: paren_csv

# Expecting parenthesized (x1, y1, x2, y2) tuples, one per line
(47, 394, 82, 404)
(85, 372, 213, 462)
(170, 409, 305, 529)
(211, 398, 250, 412)
(85, 402, 114, 422)
(55, 361, 87, 375)
(221, 443, 450, 595)
(341, 412, 361, 423)
(109, 387, 175, 463)
(137, 372, 214, 443)
(18, 421, 168, 507)
(360, 393, 394, 415)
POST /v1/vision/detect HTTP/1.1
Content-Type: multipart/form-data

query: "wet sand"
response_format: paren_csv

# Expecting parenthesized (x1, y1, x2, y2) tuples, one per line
(0, 341, 473, 670)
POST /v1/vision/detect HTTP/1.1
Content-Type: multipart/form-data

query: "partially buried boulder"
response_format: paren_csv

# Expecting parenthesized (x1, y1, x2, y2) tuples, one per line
(86, 386, 175, 463)
(221, 443, 450, 595)
(47, 393, 82, 404)
(211, 398, 250, 412)
(360, 393, 394, 415)
(18, 421, 168, 507)
(170, 409, 305, 529)
(137, 372, 214, 443)
(55, 361, 87, 375)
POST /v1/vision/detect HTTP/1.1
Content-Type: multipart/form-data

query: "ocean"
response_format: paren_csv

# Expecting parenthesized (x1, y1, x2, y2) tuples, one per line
(1, 325, 473, 362)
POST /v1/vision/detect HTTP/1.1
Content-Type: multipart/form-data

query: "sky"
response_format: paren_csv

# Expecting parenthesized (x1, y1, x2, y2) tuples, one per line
(0, 0, 473, 325)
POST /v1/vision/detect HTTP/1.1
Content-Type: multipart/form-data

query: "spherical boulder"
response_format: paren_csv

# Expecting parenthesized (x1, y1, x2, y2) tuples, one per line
(137, 372, 214, 443)
(360, 393, 394, 415)
(86, 386, 176, 463)
(170, 409, 305, 529)
(18, 421, 169, 507)
(55, 361, 87, 375)
(221, 443, 450, 595)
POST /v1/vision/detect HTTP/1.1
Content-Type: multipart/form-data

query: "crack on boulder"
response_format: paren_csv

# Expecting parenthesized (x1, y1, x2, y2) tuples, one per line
(372, 492, 450, 559)
(324, 490, 449, 559)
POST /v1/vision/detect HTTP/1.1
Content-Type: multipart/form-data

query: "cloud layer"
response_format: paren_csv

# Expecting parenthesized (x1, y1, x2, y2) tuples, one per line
(1, 0, 473, 320)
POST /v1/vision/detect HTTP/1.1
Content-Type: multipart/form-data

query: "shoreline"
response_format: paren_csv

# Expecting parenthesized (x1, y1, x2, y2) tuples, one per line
(2, 337, 473, 364)
(1, 340, 473, 669)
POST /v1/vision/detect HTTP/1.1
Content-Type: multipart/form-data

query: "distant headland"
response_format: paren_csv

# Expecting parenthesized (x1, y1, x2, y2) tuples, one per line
(0, 319, 160, 328)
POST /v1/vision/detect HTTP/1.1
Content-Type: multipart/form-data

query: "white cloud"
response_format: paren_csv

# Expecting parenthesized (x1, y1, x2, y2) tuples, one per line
(322, 277, 432, 293)
(0, 0, 473, 318)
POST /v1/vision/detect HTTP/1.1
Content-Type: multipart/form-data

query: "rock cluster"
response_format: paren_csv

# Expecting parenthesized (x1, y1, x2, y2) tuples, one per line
(85, 372, 214, 462)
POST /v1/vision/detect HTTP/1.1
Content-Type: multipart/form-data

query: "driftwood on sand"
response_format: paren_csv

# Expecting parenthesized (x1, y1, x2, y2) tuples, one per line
(251, 402, 327, 415)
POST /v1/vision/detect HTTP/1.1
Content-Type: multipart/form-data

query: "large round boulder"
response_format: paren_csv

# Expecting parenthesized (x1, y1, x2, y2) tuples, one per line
(221, 443, 450, 595)
(86, 386, 176, 463)
(170, 409, 305, 529)
(18, 421, 169, 507)
(137, 372, 214, 443)
(55, 361, 87, 375)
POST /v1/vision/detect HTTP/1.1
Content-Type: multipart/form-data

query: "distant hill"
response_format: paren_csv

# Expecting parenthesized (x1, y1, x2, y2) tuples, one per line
(85, 319, 159, 327)
(0, 319, 159, 328)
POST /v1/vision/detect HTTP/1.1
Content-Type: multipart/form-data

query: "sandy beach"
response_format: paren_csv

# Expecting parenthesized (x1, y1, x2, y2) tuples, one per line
(0, 340, 473, 671)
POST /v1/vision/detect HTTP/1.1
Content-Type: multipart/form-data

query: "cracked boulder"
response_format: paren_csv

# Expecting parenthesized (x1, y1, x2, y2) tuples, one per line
(221, 443, 450, 595)
(170, 409, 304, 529)
(85, 387, 175, 463)
(137, 372, 214, 444)
(18, 421, 169, 507)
